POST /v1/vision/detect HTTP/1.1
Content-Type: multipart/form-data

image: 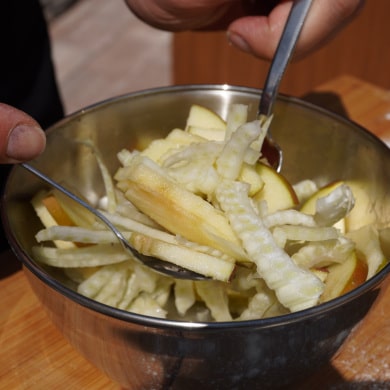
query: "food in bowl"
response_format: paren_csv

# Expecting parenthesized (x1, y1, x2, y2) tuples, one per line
(29, 103, 389, 322)
(4, 85, 390, 389)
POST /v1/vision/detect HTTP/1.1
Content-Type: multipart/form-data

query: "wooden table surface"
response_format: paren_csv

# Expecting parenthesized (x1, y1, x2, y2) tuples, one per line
(1, 75, 390, 389)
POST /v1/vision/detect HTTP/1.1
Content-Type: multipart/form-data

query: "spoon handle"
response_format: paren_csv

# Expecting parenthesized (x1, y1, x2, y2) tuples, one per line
(21, 162, 122, 237)
(21, 162, 209, 280)
(258, 0, 313, 117)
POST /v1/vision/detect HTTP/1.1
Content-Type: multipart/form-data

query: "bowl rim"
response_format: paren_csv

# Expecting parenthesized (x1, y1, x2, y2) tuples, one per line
(3, 83, 390, 331)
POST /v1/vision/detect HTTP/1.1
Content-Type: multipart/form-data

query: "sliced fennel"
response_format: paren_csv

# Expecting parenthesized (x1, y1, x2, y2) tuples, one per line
(30, 102, 388, 322)
(215, 180, 324, 312)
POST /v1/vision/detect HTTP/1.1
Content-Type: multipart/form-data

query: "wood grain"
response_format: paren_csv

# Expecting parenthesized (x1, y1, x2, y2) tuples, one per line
(1, 75, 390, 388)
(173, 0, 390, 97)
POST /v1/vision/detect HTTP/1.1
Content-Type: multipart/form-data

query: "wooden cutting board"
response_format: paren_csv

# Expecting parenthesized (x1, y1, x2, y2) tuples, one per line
(1, 75, 390, 389)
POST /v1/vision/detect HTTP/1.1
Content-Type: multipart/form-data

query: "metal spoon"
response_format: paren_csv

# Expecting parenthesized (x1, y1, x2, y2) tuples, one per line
(22, 162, 207, 280)
(259, 0, 313, 172)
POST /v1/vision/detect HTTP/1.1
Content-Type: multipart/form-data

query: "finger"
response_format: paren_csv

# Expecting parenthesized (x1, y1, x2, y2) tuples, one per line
(125, 0, 243, 30)
(0, 103, 46, 164)
(227, 0, 365, 60)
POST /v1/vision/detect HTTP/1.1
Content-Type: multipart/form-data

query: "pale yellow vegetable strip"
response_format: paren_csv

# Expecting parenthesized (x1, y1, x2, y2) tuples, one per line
(347, 225, 385, 279)
(229, 266, 260, 292)
(314, 183, 355, 227)
(216, 120, 264, 180)
(215, 180, 324, 312)
(117, 273, 139, 310)
(132, 263, 160, 293)
(162, 141, 222, 169)
(292, 237, 355, 269)
(77, 140, 117, 213)
(237, 289, 275, 321)
(272, 225, 339, 243)
(31, 190, 76, 250)
(151, 278, 173, 307)
(99, 212, 181, 244)
(129, 233, 235, 282)
(187, 127, 225, 141)
(78, 265, 117, 299)
(36, 225, 236, 280)
(128, 292, 167, 318)
(167, 163, 219, 195)
(52, 189, 99, 229)
(174, 237, 235, 263)
(254, 199, 269, 219)
(251, 114, 273, 159)
(238, 163, 264, 196)
(103, 212, 236, 263)
(293, 179, 318, 204)
(263, 300, 289, 318)
(161, 141, 222, 196)
(224, 103, 248, 141)
(117, 148, 136, 166)
(271, 225, 339, 249)
(271, 227, 288, 249)
(263, 210, 316, 229)
(117, 264, 159, 310)
(93, 264, 129, 307)
(140, 128, 206, 164)
(116, 154, 246, 260)
(35, 213, 180, 247)
(114, 190, 159, 228)
(32, 244, 130, 267)
(174, 280, 196, 316)
(195, 281, 232, 321)
(35, 226, 132, 244)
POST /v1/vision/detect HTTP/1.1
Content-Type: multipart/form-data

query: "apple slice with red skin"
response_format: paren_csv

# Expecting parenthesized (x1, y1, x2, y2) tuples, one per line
(185, 104, 226, 131)
(320, 251, 368, 302)
(253, 163, 299, 213)
(41, 194, 75, 226)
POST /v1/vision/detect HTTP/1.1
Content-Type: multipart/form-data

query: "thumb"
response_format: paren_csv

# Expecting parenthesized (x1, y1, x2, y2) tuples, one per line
(227, 0, 364, 61)
(0, 103, 46, 164)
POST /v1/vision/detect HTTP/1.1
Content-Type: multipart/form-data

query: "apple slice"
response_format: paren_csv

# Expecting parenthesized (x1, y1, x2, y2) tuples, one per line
(239, 164, 264, 197)
(31, 191, 76, 249)
(118, 155, 246, 260)
(41, 194, 75, 226)
(300, 181, 343, 214)
(187, 126, 226, 141)
(341, 257, 368, 295)
(253, 163, 299, 213)
(130, 233, 235, 282)
(344, 180, 377, 231)
(185, 104, 226, 131)
(320, 251, 368, 302)
(141, 128, 204, 163)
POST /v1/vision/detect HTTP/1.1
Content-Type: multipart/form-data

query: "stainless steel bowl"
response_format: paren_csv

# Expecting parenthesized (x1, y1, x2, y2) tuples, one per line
(3, 85, 390, 389)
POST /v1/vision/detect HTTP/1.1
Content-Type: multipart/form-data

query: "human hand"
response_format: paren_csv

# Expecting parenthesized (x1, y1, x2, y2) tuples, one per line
(125, 0, 364, 60)
(0, 103, 46, 164)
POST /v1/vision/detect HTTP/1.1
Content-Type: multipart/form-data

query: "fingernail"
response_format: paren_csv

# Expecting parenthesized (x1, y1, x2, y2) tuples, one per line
(227, 31, 252, 54)
(7, 124, 46, 161)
